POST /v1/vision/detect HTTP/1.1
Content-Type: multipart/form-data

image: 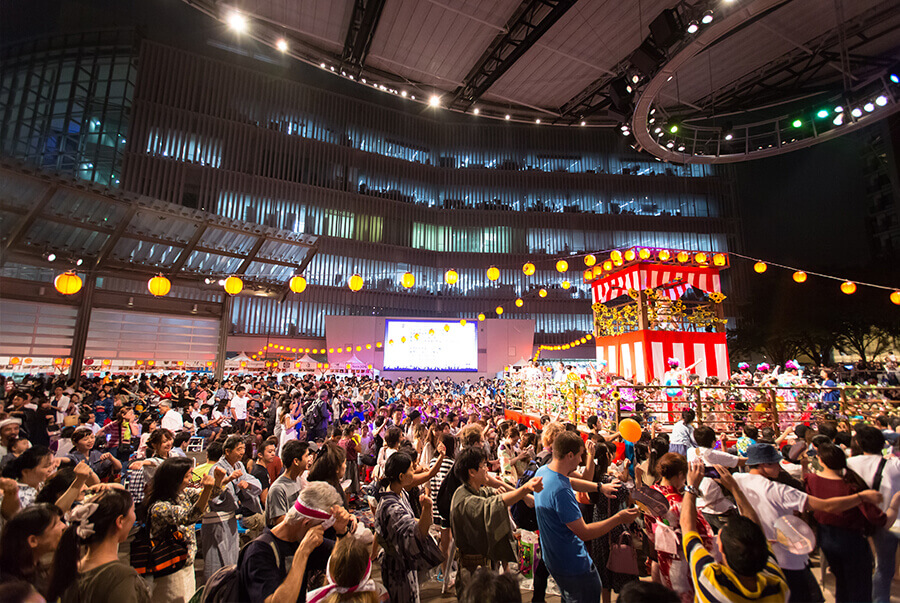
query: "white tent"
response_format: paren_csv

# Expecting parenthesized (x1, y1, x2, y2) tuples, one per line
(295, 354, 317, 369)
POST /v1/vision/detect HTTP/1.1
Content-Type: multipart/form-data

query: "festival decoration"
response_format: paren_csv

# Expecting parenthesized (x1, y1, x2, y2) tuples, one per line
(487, 266, 500, 281)
(515, 298, 524, 307)
(289, 275, 307, 293)
(792, 271, 807, 283)
(840, 281, 856, 295)
(584, 254, 596, 267)
(555, 260, 568, 273)
(754, 262, 767, 273)
(348, 274, 364, 291)
(400, 272, 415, 288)
(522, 262, 536, 275)
(224, 276, 243, 295)
(892, 291, 900, 305)
(445, 269, 459, 285)
(54, 271, 82, 295)
(618, 418, 642, 442)
(147, 274, 171, 297)
(539, 288, 547, 297)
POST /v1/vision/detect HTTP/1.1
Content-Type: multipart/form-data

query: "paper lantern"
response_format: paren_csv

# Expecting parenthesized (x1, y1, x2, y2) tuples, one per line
(445, 269, 459, 285)
(487, 266, 500, 281)
(539, 288, 547, 298)
(337, 348, 343, 353)
(147, 274, 171, 297)
(676, 251, 690, 263)
(658, 250, 671, 261)
(753, 262, 767, 274)
(561, 280, 570, 290)
(460, 319, 467, 326)
(584, 254, 596, 267)
(556, 260, 568, 273)
(603, 260, 613, 271)
(356, 345, 362, 351)
(610, 250, 623, 263)
(477, 313, 486, 321)
(586, 334, 592, 339)
(206, 361, 213, 367)
(388, 340, 394, 345)
(713, 253, 726, 266)
(891, 291, 900, 305)
(54, 271, 82, 295)
(694, 252, 707, 264)
(840, 281, 856, 295)
(9, 357, 21, 365)
(289, 275, 307, 293)
(638, 248, 651, 260)
(400, 336, 407, 343)
(224, 276, 243, 295)
(376, 342, 382, 348)
(624, 249, 636, 262)
(522, 262, 536, 275)
(496, 306, 504, 315)
(401, 272, 415, 289)
(329, 348, 334, 353)
(348, 274, 364, 291)
(177, 361, 184, 366)
(102, 359, 111, 366)
(428, 329, 435, 335)
(53, 358, 63, 365)
(793, 271, 807, 283)
(583, 270, 592, 281)
(618, 418, 642, 443)
(443, 324, 450, 332)
(515, 298, 524, 307)
(147, 360, 155, 366)
(367, 364, 373, 370)
(136, 360, 144, 366)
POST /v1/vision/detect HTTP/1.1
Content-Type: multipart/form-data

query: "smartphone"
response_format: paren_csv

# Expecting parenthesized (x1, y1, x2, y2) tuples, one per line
(703, 466, 721, 479)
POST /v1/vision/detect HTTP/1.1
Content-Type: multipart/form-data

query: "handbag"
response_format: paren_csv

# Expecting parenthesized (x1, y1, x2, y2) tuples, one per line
(131, 514, 190, 577)
(607, 531, 639, 575)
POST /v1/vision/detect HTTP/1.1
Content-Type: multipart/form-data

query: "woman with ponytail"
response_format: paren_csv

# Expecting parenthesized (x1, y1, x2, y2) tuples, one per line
(306, 534, 387, 603)
(374, 452, 443, 603)
(804, 442, 900, 602)
(47, 488, 149, 602)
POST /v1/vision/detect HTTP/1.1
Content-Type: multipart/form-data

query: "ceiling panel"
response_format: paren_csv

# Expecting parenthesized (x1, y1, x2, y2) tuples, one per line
(365, 0, 522, 88)
(238, 0, 355, 53)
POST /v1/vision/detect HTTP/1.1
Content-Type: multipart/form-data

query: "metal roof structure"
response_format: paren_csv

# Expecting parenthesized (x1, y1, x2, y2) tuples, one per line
(0, 158, 319, 287)
(180, 0, 900, 162)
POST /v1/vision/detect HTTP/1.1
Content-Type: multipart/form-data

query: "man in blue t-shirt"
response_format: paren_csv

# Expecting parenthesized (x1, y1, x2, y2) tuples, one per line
(534, 431, 639, 603)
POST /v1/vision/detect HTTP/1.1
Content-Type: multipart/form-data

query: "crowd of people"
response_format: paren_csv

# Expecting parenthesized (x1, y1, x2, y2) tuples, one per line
(0, 366, 897, 603)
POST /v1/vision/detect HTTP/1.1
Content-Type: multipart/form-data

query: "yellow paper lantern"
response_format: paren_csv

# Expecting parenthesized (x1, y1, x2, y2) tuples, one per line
(356, 345, 362, 351)
(891, 291, 900, 305)
(713, 253, 726, 266)
(561, 280, 571, 289)
(147, 360, 155, 366)
(367, 364, 373, 370)
(206, 361, 213, 367)
(388, 340, 394, 345)
(366, 343, 372, 349)
(478, 313, 486, 321)
(487, 266, 500, 281)
(539, 288, 547, 298)
(753, 262, 767, 273)
(329, 348, 334, 353)
(556, 260, 568, 273)
(54, 271, 83, 295)
(694, 252, 707, 264)
(610, 250, 623, 263)
(53, 358, 63, 365)
(147, 274, 171, 297)
(584, 254, 596, 267)
(376, 342, 383, 347)
(224, 275, 243, 295)
(400, 336, 407, 343)
(348, 274, 364, 291)
(337, 348, 343, 353)
(624, 249, 636, 262)
(583, 269, 592, 281)
(840, 281, 856, 295)
(289, 275, 307, 293)
(523, 262, 536, 275)
(443, 324, 450, 332)
(9, 357, 21, 365)
(793, 271, 807, 283)
(428, 329, 434, 335)
(658, 250, 671, 261)
(638, 248, 651, 260)
(602, 260, 613, 271)
(445, 269, 459, 285)
(401, 272, 415, 288)
(496, 306, 503, 315)
(137, 360, 144, 366)
(676, 251, 690, 263)
(515, 298, 524, 307)
(460, 319, 467, 326)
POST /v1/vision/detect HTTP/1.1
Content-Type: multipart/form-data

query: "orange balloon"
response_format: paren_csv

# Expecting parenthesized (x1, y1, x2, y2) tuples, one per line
(618, 418, 642, 443)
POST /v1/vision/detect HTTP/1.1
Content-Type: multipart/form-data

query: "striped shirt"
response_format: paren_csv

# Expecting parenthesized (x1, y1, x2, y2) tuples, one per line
(684, 530, 788, 603)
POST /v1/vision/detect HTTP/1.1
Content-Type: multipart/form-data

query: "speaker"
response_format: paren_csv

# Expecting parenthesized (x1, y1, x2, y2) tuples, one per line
(608, 77, 632, 113)
(629, 40, 665, 78)
(649, 8, 682, 49)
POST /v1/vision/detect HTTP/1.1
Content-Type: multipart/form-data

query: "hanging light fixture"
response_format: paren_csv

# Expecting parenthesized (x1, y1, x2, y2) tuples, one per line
(556, 260, 568, 273)
(147, 274, 171, 297)
(223, 276, 243, 295)
(400, 272, 415, 289)
(54, 271, 83, 295)
(289, 275, 307, 293)
(584, 255, 596, 267)
(445, 269, 459, 285)
(486, 266, 500, 281)
(792, 271, 807, 283)
(522, 262, 536, 275)
(840, 281, 856, 295)
(348, 274, 364, 291)
(753, 262, 767, 273)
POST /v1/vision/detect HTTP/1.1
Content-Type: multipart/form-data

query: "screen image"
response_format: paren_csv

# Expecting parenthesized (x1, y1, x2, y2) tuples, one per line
(382, 319, 478, 371)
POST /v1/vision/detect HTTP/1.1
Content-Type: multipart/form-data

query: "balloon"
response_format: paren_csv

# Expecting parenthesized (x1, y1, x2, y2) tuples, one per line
(618, 418, 642, 443)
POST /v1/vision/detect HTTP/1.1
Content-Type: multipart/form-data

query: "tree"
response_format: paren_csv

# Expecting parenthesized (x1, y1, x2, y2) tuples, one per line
(836, 321, 891, 363)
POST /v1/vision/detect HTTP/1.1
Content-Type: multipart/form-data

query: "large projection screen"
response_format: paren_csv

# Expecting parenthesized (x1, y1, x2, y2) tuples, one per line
(382, 319, 478, 371)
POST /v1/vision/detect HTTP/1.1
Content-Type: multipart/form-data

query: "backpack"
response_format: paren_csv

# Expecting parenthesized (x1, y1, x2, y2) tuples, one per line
(201, 539, 279, 603)
(436, 465, 462, 522)
(510, 450, 552, 532)
(305, 400, 324, 429)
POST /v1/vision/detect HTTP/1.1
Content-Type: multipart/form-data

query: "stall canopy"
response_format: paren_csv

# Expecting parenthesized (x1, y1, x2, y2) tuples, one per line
(591, 264, 723, 304)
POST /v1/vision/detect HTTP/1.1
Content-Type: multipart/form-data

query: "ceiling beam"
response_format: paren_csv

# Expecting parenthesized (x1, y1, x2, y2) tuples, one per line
(451, 0, 579, 109)
(341, 0, 388, 71)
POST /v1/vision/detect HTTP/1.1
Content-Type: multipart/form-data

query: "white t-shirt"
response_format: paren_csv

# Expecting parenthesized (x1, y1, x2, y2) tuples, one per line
(732, 472, 809, 570)
(53, 395, 70, 423)
(161, 409, 184, 432)
(231, 396, 249, 420)
(847, 454, 900, 512)
(687, 446, 740, 468)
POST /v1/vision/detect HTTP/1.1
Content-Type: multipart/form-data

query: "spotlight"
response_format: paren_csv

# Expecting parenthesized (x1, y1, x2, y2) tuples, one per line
(666, 140, 675, 148)
(75, 258, 83, 266)
(833, 114, 844, 126)
(834, 105, 843, 113)
(535, 119, 541, 124)
(687, 20, 699, 34)
(654, 127, 662, 134)
(472, 107, 479, 114)
(701, 10, 714, 24)
(891, 74, 900, 84)
(621, 129, 629, 136)
(677, 144, 685, 151)
(791, 118, 802, 128)
(724, 133, 733, 141)
(429, 95, 440, 107)
(320, 63, 326, 68)
(631, 74, 640, 84)
(505, 114, 511, 120)
(226, 11, 247, 32)
(851, 107, 863, 118)
(580, 121, 586, 126)
(276, 38, 288, 52)
(46, 253, 56, 262)
(816, 109, 829, 118)
(400, 90, 407, 97)
(864, 102, 875, 112)
(876, 95, 888, 106)
(669, 124, 678, 133)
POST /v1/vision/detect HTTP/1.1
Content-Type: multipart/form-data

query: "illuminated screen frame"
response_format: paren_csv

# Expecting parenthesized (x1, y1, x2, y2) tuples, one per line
(382, 319, 478, 372)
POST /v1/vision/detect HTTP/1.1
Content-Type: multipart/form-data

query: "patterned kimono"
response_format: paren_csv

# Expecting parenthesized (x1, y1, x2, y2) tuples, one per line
(202, 458, 261, 580)
(375, 489, 442, 603)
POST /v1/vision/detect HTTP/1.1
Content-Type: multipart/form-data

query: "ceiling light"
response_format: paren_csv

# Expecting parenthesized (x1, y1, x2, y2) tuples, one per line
(400, 90, 407, 97)
(429, 95, 440, 107)
(275, 38, 288, 52)
(876, 95, 889, 106)
(472, 107, 479, 114)
(46, 253, 56, 262)
(669, 124, 678, 133)
(361, 78, 366, 83)
(687, 20, 699, 33)
(891, 74, 899, 84)
(851, 107, 862, 117)
(505, 114, 511, 120)
(631, 74, 640, 84)
(650, 108, 656, 115)
(626, 84, 633, 93)
(410, 95, 415, 100)
(666, 140, 675, 148)
(864, 102, 875, 112)
(834, 105, 843, 113)
(535, 119, 541, 124)
(320, 63, 326, 68)
(724, 133, 733, 141)
(677, 144, 686, 151)
(701, 10, 714, 24)
(791, 118, 802, 128)
(816, 109, 829, 118)
(833, 114, 844, 126)
(621, 129, 629, 136)
(649, 117, 655, 124)
(75, 258, 83, 266)
(226, 11, 247, 33)
(580, 121, 586, 126)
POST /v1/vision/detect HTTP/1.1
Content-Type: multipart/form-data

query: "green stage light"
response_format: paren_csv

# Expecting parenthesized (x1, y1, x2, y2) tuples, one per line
(792, 119, 802, 128)
(669, 124, 678, 133)
(816, 109, 829, 118)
